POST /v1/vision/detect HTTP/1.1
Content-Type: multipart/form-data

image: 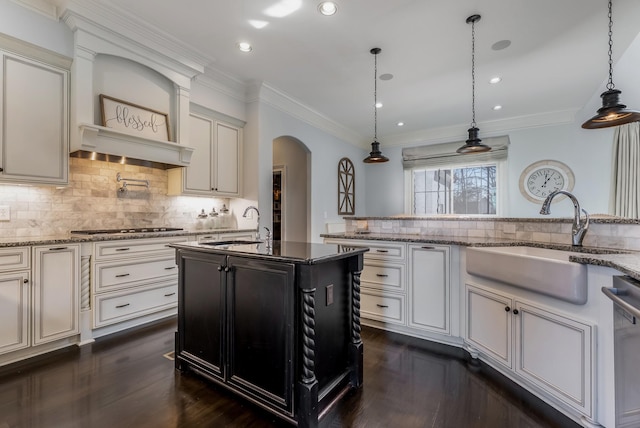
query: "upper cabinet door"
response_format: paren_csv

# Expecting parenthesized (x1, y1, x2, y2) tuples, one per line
(167, 107, 243, 198)
(213, 121, 241, 196)
(0, 53, 69, 185)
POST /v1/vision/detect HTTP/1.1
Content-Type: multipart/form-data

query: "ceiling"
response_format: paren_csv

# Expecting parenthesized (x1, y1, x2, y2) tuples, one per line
(59, 0, 640, 147)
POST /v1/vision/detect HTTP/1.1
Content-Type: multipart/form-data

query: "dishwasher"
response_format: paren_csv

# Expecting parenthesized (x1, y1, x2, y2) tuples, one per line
(602, 276, 640, 427)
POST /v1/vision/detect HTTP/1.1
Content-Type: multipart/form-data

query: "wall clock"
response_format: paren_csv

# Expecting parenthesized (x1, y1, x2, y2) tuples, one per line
(519, 160, 575, 203)
(338, 157, 355, 215)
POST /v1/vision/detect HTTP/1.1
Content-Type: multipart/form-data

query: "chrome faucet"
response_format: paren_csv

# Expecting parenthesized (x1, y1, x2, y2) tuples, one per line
(242, 206, 261, 240)
(539, 190, 590, 246)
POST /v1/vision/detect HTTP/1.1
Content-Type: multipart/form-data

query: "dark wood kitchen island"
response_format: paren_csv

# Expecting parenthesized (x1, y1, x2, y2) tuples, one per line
(170, 240, 367, 428)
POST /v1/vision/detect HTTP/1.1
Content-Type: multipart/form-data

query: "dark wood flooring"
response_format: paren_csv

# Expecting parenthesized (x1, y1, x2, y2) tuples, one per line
(0, 318, 580, 428)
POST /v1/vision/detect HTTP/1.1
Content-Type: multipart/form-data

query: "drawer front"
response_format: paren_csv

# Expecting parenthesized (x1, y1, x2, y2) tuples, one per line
(361, 262, 404, 292)
(94, 237, 187, 260)
(0, 247, 30, 272)
(364, 242, 405, 260)
(95, 257, 177, 292)
(323, 239, 405, 261)
(360, 291, 405, 325)
(94, 282, 178, 328)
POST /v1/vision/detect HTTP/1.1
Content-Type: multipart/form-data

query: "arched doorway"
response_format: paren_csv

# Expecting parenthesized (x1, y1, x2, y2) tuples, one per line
(272, 136, 310, 242)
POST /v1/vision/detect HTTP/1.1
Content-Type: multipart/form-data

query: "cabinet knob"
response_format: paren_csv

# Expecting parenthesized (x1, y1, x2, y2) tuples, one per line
(0, 167, 3, 172)
(23, 279, 28, 284)
(224, 267, 230, 272)
(505, 306, 511, 312)
(217, 266, 223, 271)
(513, 309, 519, 315)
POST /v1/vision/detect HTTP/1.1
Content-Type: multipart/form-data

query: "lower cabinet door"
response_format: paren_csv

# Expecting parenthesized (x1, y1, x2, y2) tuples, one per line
(178, 252, 226, 380)
(514, 301, 594, 418)
(32, 245, 80, 345)
(0, 271, 30, 355)
(227, 256, 295, 413)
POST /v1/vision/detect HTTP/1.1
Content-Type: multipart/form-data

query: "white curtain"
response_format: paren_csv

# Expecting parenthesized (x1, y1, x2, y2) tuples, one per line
(612, 122, 640, 218)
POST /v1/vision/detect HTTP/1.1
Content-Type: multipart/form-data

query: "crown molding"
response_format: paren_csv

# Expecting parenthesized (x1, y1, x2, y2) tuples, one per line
(10, 0, 57, 19)
(381, 108, 579, 148)
(252, 82, 362, 146)
(193, 66, 247, 104)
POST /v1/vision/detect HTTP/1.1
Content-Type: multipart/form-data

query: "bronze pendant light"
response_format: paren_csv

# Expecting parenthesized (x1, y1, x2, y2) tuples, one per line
(457, 14, 491, 154)
(363, 47, 389, 163)
(582, 0, 640, 129)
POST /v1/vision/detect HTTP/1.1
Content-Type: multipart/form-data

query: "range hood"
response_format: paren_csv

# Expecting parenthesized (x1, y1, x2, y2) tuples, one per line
(71, 123, 195, 170)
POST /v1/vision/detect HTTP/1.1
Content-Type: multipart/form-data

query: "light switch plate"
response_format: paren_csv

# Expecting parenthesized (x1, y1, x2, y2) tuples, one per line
(0, 205, 9, 221)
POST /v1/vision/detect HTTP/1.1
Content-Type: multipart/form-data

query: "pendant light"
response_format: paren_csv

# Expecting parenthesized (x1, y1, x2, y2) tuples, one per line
(363, 47, 389, 163)
(457, 14, 491, 154)
(582, 0, 640, 129)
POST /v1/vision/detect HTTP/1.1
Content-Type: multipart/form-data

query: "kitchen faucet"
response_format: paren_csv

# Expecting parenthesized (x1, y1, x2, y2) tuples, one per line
(539, 190, 590, 246)
(242, 206, 261, 240)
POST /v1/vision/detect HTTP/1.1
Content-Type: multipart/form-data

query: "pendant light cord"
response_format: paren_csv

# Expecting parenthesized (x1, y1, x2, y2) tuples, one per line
(470, 17, 477, 128)
(607, 0, 615, 90)
(373, 50, 378, 140)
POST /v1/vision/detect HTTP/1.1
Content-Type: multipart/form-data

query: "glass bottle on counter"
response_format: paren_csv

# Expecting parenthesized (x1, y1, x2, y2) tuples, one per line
(195, 209, 208, 230)
(206, 208, 219, 229)
(219, 204, 230, 228)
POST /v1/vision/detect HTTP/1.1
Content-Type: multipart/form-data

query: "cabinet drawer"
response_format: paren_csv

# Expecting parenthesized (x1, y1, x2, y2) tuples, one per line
(364, 242, 405, 260)
(94, 282, 178, 328)
(361, 261, 404, 292)
(0, 247, 30, 272)
(94, 237, 186, 260)
(361, 291, 405, 325)
(94, 257, 177, 292)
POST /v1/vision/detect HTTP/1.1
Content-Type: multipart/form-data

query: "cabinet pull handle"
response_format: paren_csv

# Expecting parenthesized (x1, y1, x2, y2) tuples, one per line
(164, 292, 176, 297)
(421, 246, 435, 250)
(115, 273, 130, 278)
(164, 266, 176, 270)
(115, 303, 130, 309)
(49, 247, 68, 251)
(505, 306, 511, 312)
(376, 249, 389, 253)
(512, 309, 519, 315)
(201, 236, 214, 240)
(115, 248, 130, 252)
(376, 274, 389, 277)
(376, 304, 389, 308)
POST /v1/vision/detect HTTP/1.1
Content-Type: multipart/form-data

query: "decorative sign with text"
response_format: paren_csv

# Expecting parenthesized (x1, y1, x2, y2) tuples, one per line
(99, 94, 171, 141)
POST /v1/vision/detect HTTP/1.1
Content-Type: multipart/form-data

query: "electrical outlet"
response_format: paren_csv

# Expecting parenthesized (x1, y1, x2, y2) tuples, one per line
(0, 205, 10, 221)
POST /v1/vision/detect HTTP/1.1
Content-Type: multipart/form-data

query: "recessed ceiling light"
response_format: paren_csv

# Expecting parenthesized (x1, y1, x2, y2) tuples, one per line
(318, 1, 337, 16)
(375, 102, 383, 108)
(493, 105, 503, 111)
(489, 76, 501, 84)
(397, 122, 404, 127)
(491, 40, 511, 51)
(237, 42, 252, 52)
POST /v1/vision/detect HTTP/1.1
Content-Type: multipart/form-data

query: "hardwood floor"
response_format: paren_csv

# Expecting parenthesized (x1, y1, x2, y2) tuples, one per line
(0, 318, 580, 428)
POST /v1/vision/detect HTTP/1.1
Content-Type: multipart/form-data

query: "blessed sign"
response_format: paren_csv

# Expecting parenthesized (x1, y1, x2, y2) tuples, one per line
(100, 94, 171, 141)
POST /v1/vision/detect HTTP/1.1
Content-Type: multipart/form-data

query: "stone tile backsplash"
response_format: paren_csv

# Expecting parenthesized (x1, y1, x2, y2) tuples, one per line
(345, 217, 640, 251)
(0, 158, 229, 238)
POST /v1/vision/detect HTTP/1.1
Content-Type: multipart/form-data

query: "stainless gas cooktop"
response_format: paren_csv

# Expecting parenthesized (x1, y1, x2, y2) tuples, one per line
(70, 227, 184, 235)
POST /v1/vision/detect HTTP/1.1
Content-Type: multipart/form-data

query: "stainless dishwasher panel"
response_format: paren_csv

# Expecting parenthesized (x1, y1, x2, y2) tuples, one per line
(603, 276, 640, 427)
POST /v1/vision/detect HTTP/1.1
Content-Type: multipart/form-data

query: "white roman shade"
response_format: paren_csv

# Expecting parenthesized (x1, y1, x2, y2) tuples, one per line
(402, 135, 510, 169)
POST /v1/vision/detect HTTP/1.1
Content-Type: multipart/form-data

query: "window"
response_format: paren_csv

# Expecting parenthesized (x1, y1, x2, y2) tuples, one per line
(412, 164, 497, 215)
(402, 135, 509, 216)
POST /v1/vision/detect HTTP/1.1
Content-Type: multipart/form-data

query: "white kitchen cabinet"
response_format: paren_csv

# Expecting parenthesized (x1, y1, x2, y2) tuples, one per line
(92, 237, 184, 328)
(32, 245, 80, 345)
(408, 244, 450, 335)
(196, 231, 257, 243)
(168, 106, 244, 197)
(0, 270, 30, 355)
(465, 283, 594, 419)
(0, 50, 70, 185)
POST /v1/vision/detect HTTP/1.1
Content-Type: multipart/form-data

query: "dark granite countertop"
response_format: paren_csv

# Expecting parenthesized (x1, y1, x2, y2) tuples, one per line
(0, 228, 257, 248)
(170, 240, 368, 265)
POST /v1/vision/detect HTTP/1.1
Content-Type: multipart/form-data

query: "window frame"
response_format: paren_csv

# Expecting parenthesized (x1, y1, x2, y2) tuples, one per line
(404, 158, 507, 217)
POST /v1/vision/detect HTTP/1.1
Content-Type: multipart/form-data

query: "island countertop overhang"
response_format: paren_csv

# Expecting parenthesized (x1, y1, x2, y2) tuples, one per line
(169, 240, 368, 265)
